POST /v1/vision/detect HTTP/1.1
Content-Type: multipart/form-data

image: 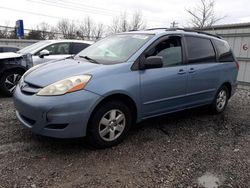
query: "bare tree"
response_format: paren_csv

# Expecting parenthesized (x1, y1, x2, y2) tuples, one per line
(130, 11, 146, 31)
(0, 21, 12, 38)
(108, 17, 121, 34)
(186, 0, 224, 28)
(35, 22, 57, 40)
(93, 23, 105, 40)
(77, 17, 96, 40)
(0, 26, 9, 38)
(57, 19, 77, 39)
(26, 29, 42, 40)
(108, 11, 146, 34)
(119, 12, 129, 32)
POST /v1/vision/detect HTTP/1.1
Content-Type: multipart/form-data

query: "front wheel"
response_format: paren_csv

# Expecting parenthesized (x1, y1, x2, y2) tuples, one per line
(87, 100, 132, 148)
(210, 86, 229, 114)
(0, 70, 23, 97)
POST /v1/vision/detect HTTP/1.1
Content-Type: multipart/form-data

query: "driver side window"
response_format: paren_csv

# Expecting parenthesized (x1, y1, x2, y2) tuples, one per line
(146, 36, 183, 67)
(38, 43, 70, 55)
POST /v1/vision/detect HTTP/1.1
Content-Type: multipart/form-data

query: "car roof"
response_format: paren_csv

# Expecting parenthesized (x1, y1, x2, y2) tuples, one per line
(0, 46, 19, 49)
(44, 39, 94, 44)
(122, 28, 221, 40)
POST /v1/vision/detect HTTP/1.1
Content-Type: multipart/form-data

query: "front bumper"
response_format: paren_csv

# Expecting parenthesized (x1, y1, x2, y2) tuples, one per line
(13, 85, 102, 138)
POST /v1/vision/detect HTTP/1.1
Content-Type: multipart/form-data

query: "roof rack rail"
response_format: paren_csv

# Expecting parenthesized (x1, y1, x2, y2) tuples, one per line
(146, 28, 169, 31)
(144, 27, 221, 39)
(166, 28, 222, 39)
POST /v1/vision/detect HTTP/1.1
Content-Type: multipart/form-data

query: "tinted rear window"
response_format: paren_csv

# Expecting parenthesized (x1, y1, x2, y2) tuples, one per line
(186, 36, 216, 63)
(214, 40, 235, 62)
(71, 43, 90, 54)
(0, 47, 19, 52)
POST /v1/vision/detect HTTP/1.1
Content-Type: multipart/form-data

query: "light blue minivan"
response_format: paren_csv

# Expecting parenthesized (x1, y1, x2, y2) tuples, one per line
(14, 28, 239, 148)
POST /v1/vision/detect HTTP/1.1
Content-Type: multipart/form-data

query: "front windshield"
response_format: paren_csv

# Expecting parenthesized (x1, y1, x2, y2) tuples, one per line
(77, 34, 153, 63)
(18, 40, 51, 54)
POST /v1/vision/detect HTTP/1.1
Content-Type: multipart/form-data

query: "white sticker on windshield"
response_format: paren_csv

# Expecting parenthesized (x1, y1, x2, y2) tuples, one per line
(132, 35, 149, 40)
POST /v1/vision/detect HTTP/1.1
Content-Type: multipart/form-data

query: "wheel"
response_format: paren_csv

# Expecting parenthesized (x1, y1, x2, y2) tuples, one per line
(87, 100, 132, 148)
(210, 85, 229, 114)
(0, 70, 23, 97)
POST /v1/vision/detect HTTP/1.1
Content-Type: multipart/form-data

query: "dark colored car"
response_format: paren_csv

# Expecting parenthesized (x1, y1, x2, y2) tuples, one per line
(0, 46, 20, 53)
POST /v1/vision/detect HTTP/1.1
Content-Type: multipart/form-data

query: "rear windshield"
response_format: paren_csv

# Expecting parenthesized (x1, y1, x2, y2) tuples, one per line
(18, 41, 51, 54)
(76, 34, 153, 64)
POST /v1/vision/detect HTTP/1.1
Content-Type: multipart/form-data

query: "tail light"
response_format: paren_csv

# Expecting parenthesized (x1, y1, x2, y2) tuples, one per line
(235, 61, 240, 70)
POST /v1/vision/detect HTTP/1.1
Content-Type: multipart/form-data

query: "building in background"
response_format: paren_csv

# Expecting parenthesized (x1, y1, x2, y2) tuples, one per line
(202, 23, 250, 86)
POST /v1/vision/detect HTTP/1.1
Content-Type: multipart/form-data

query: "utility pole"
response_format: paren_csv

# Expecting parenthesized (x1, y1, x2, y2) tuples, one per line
(170, 21, 178, 28)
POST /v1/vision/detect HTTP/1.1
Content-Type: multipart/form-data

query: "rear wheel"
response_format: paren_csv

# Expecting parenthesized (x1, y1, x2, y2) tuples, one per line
(87, 100, 132, 148)
(210, 85, 229, 114)
(0, 70, 23, 97)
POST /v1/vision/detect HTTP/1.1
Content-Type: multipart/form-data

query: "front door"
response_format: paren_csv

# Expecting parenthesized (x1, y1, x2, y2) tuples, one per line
(140, 36, 188, 118)
(33, 42, 71, 66)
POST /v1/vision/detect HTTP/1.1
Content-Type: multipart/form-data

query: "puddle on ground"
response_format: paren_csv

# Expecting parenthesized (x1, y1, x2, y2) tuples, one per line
(197, 172, 222, 188)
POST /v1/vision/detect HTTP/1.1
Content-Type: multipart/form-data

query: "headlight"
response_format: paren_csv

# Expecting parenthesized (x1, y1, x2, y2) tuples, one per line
(37, 75, 92, 96)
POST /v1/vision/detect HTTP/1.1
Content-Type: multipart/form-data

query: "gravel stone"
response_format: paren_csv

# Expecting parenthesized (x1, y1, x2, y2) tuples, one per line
(0, 88, 249, 187)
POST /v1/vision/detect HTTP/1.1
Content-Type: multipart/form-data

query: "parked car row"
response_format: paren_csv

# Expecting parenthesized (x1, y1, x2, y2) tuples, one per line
(13, 28, 238, 148)
(0, 40, 93, 96)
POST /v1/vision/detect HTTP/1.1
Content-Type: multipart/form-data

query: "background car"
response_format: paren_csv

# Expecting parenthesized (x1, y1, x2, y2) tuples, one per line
(0, 40, 93, 97)
(17, 40, 94, 66)
(0, 46, 20, 53)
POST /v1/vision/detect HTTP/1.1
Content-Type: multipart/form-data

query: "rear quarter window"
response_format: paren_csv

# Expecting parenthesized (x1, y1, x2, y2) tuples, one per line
(71, 43, 90, 54)
(214, 40, 235, 62)
(186, 36, 216, 64)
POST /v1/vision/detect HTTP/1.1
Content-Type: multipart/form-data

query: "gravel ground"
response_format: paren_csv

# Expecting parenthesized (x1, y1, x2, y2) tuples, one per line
(0, 89, 249, 188)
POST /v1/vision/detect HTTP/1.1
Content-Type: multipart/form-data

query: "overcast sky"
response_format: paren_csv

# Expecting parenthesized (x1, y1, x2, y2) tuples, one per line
(0, 0, 250, 29)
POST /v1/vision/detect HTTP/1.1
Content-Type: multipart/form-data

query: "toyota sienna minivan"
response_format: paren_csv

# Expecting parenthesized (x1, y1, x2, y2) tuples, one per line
(13, 28, 239, 148)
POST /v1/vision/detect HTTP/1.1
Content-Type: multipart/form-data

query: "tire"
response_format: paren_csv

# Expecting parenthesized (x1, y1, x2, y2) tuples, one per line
(87, 100, 132, 149)
(210, 85, 229, 114)
(0, 69, 24, 97)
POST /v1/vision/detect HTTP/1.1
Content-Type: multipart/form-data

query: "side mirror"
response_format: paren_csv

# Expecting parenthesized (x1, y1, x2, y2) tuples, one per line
(143, 56, 163, 69)
(39, 49, 50, 58)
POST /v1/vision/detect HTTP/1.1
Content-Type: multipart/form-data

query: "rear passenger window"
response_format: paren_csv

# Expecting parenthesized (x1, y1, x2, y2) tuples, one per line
(186, 36, 216, 63)
(71, 43, 90, 54)
(214, 40, 234, 62)
(41, 43, 70, 55)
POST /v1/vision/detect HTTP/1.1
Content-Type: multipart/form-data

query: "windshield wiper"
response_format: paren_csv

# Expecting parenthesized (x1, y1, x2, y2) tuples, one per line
(79, 55, 100, 64)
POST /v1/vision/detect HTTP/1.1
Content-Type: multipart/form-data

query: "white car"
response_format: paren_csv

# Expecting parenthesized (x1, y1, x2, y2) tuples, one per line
(17, 40, 94, 66)
(0, 40, 93, 96)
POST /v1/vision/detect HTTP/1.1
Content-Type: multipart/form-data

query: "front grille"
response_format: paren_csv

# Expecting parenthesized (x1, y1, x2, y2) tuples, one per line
(20, 114, 36, 125)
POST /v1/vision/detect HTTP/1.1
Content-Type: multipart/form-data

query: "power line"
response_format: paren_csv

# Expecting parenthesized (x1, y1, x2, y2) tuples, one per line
(0, 6, 63, 20)
(28, 0, 165, 24)
(28, 0, 117, 17)
(52, 0, 121, 14)
(0, 3, 165, 25)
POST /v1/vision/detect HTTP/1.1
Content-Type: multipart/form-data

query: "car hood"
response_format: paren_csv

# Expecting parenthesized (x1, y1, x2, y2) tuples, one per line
(24, 59, 101, 87)
(0, 52, 22, 60)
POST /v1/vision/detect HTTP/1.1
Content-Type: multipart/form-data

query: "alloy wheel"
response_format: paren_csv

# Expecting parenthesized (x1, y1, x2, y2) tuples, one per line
(5, 73, 22, 93)
(98, 109, 126, 141)
(216, 90, 227, 111)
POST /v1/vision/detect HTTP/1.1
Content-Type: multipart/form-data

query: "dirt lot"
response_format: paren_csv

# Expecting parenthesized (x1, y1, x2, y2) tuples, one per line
(0, 89, 249, 188)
